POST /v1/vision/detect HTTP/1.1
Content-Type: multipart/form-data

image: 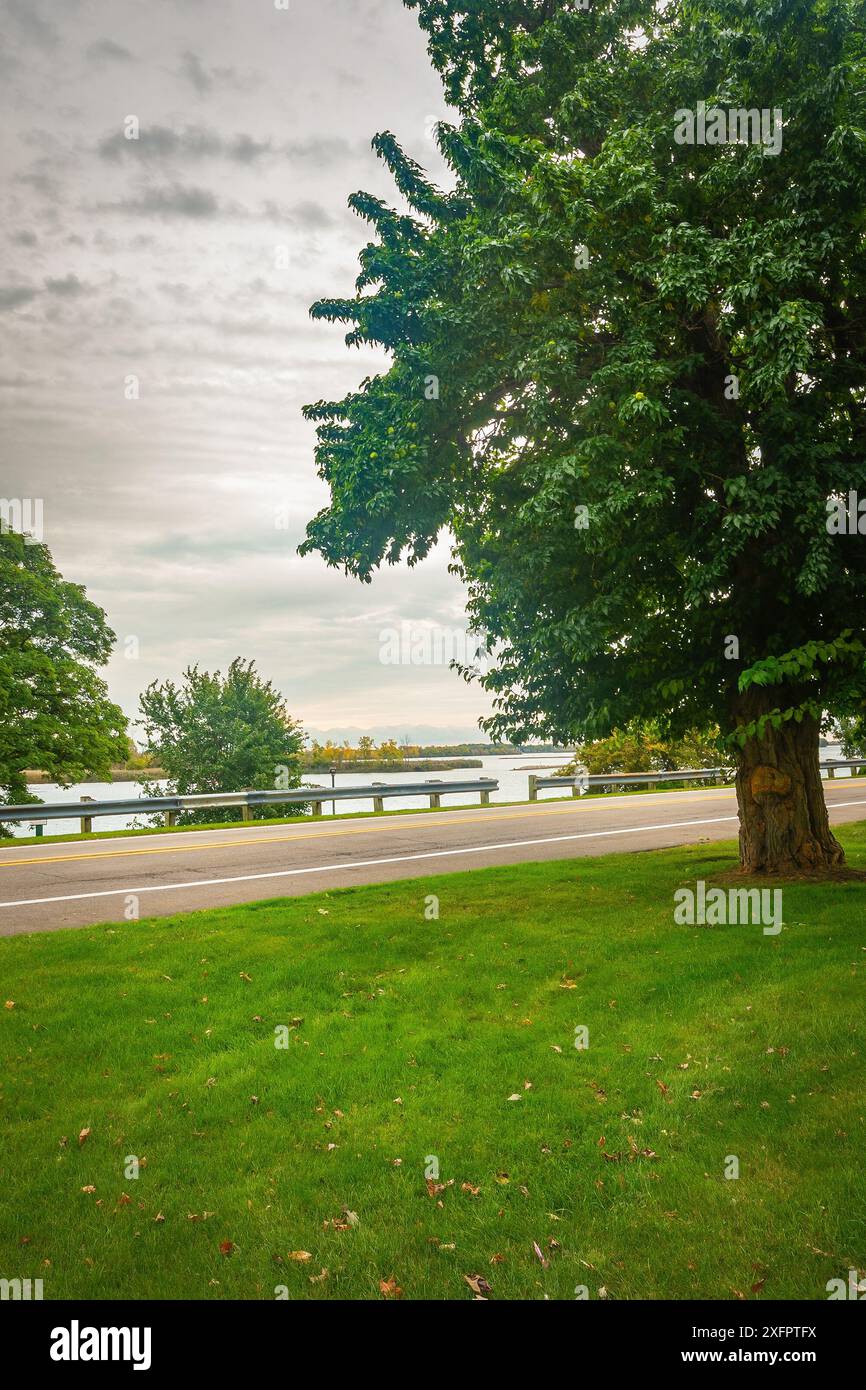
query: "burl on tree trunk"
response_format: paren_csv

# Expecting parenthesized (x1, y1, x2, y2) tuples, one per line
(734, 700, 844, 876)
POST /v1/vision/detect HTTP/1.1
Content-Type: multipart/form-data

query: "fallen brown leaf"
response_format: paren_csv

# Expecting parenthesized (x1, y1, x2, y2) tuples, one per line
(464, 1273, 492, 1297)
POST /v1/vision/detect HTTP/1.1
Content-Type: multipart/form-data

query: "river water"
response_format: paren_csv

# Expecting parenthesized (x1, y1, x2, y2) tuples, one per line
(12, 752, 578, 837)
(13, 744, 851, 839)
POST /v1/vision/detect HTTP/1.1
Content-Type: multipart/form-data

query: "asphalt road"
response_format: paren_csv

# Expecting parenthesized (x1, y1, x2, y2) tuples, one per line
(1, 781, 865, 936)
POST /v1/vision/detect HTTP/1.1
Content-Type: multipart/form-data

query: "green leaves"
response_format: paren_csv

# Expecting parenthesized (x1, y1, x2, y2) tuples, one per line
(138, 659, 305, 824)
(0, 531, 128, 807)
(301, 0, 866, 749)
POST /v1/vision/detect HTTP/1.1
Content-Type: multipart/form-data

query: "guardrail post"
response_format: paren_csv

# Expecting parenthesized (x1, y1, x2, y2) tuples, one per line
(164, 810, 177, 827)
(827, 765, 835, 779)
(373, 783, 385, 813)
(427, 780, 442, 809)
(311, 799, 323, 816)
(480, 787, 491, 805)
(528, 775, 537, 801)
(80, 796, 95, 834)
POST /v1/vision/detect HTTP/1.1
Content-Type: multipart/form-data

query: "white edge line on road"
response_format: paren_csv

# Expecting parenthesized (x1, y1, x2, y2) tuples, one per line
(1, 813, 741, 908)
(3, 801, 865, 911)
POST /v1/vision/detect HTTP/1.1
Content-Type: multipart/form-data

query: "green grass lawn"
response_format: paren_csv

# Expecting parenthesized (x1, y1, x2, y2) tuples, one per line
(1, 827, 864, 1302)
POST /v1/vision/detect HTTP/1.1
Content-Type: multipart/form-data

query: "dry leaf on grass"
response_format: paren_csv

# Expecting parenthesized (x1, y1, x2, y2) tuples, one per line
(464, 1273, 492, 1298)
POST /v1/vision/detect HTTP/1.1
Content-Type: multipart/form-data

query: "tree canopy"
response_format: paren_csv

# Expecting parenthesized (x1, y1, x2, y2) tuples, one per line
(0, 528, 128, 807)
(301, 0, 866, 872)
(138, 659, 305, 823)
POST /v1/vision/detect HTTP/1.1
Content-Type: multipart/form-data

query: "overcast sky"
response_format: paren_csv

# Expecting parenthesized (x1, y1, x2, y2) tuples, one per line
(0, 0, 496, 744)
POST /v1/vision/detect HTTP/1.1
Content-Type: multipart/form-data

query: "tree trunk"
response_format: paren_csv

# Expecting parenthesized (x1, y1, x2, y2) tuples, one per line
(733, 697, 844, 875)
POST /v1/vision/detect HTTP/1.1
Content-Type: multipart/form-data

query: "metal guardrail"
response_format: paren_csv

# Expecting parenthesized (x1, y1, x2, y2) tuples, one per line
(822, 759, 866, 777)
(528, 760, 866, 799)
(3, 758, 862, 836)
(0, 778, 500, 835)
(528, 768, 730, 798)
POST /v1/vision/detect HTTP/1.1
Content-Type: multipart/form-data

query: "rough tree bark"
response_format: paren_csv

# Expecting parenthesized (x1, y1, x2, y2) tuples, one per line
(732, 691, 844, 875)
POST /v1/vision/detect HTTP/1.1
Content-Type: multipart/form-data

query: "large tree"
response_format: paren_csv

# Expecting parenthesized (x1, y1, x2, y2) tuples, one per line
(0, 528, 128, 808)
(301, 0, 866, 875)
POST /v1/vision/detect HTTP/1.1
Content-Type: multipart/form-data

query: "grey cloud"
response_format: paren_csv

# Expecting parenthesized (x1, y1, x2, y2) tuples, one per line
(181, 49, 211, 94)
(96, 192, 337, 225)
(157, 282, 195, 303)
(291, 200, 337, 229)
(0, 40, 19, 77)
(231, 134, 272, 164)
(16, 171, 62, 199)
(3, 0, 58, 50)
(11, 230, 38, 246)
(261, 199, 335, 228)
(98, 184, 222, 219)
(86, 39, 134, 63)
(0, 285, 39, 310)
(99, 125, 222, 161)
(98, 124, 271, 164)
(179, 50, 251, 96)
(44, 274, 87, 297)
(283, 137, 355, 162)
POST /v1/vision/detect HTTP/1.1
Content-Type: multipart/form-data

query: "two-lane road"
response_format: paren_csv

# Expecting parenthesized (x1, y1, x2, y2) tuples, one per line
(1, 781, 865, 936)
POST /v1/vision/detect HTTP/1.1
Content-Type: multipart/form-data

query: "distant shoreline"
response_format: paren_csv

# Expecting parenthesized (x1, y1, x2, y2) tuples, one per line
(22, 758, 486, 786)
(23, 768, 167, 785)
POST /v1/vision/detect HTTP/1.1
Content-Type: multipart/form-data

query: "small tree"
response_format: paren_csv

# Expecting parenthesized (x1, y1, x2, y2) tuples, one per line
(138, 659, 305, 823)
(567, 723, 723, 778)
(837, 715, 866, 760)
(0, 529, 127, 815)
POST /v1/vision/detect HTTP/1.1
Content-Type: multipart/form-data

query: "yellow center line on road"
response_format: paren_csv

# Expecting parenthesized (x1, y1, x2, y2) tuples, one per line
(3, 779, 862, 872)
(0, 787, 744, 869)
